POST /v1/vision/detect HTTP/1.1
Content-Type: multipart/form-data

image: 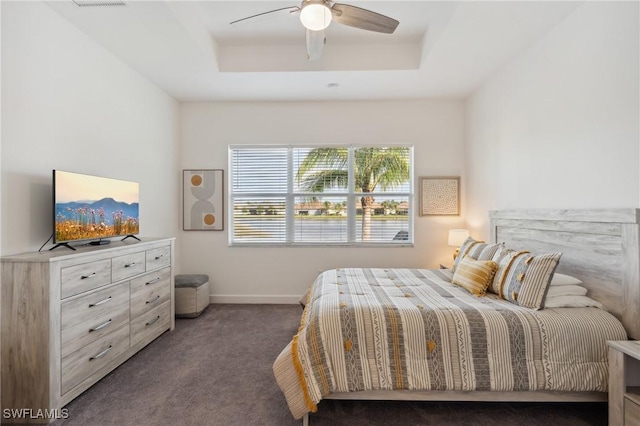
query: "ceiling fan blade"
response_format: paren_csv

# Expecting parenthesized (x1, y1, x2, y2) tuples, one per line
(306, 29, 325, 61)
(330, 3, 399, 34)
(230, 6, 300, 25)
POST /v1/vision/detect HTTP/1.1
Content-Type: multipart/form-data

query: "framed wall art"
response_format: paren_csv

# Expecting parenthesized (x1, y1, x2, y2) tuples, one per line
(419, 176, 460, 216)
(183, 169, 224, 231)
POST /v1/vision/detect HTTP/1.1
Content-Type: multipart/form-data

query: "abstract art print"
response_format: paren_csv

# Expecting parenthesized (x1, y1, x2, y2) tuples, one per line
(419, 176, 460, 216)
(183, 169, 224, 230)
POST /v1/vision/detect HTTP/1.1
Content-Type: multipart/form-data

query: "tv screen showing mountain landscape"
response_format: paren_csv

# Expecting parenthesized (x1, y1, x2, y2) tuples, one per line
(54, 170, 139, 243)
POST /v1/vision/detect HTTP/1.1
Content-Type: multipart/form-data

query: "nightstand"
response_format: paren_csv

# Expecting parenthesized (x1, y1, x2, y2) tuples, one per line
(608, 340, 640, 425)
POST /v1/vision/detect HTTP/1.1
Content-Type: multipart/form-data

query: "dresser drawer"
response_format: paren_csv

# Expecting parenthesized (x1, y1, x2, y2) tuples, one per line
(112, 251, 146, 282)
(130, 267, 171, 318)
(61, 259, 112, 299)
(130, 300, 171, 348)
(61, 324, 129, 395)
(626, 392, 640, 424)
(146, 246, 171, 270)
(61, 282, 130, 358)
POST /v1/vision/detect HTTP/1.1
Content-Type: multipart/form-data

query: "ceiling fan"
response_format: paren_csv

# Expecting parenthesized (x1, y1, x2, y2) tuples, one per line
(230, 0, 399, 60)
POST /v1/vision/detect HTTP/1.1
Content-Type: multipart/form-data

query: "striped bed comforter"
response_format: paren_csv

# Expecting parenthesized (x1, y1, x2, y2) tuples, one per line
(273, 268, 627, 419)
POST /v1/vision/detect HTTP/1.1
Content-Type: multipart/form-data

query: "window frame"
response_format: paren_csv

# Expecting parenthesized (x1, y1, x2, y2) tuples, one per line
(228, 144, 414, 247)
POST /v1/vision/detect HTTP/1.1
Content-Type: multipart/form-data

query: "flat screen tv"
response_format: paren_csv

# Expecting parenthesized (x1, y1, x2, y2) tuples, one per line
(53, 170, 139, 249)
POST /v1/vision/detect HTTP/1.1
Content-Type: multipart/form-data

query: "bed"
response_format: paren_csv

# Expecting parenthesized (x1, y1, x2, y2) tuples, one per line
(273, 209, 640, 424)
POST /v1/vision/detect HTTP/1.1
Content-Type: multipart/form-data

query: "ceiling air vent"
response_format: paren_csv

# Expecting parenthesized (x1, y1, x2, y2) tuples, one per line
(72, 0, 126, 7)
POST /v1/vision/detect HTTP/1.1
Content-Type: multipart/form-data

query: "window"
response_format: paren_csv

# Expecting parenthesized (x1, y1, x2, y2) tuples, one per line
(229, 145, 413, 246)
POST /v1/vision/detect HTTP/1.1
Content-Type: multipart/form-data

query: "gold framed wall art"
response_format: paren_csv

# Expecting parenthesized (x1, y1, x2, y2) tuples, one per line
(419, 176, 460, 216)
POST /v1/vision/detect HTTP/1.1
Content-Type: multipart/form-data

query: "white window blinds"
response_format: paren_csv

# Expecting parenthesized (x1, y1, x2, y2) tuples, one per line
(229, 145, 413, 246)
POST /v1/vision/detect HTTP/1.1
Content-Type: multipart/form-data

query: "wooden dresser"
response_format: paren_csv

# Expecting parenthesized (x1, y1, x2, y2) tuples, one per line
(1, 237, 175, 424)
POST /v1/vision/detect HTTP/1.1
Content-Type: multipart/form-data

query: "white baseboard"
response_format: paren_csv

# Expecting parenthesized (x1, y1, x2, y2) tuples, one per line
(209, 294, 301, 304)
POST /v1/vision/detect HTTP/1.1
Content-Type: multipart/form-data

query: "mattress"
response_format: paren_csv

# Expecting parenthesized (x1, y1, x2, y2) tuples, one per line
(273, 268, 628, 419)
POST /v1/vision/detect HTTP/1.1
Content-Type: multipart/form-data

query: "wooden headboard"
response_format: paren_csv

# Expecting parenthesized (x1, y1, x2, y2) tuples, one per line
(489, 209, 640, 340)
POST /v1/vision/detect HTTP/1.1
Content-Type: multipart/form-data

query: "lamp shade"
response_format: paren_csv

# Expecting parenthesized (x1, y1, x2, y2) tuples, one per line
(448, 229, 469, 247)
(300, 1, 332, 31)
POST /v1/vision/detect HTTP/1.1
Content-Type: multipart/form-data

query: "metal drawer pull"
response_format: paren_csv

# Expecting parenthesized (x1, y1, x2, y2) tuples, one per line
(89, 296, 112, 308)
(146, 315, 161, 327)
(89, 345, 112, 361)
(154, 255, 164, 260)
(146, 277, 161, 285)
(81, 272, 96, 280)
(124, 262, 136, 268)
(89, 319, 112, 332)
(146, 295, 161, 304)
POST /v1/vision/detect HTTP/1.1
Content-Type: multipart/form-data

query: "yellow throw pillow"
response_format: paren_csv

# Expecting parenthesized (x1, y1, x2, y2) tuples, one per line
(452, 257, 498, 296)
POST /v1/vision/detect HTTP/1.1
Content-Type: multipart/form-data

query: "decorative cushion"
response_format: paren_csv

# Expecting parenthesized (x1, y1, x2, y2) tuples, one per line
(451, 257, 498, 297)
(452, 237, 501, 272)
(488, 247, 523, 295)
(499, 252, 562, 309)
(550, 273, 582, 286)
(453, 237, 478, 271)
(467, 242, 502, 262)
(491, 245, 516, 263)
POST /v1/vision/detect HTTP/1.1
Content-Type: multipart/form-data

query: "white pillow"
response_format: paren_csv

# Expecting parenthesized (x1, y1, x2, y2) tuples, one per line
(544, 295, 604, 309)
(550, 273, 582, 286)
(546, 284, 588, 297)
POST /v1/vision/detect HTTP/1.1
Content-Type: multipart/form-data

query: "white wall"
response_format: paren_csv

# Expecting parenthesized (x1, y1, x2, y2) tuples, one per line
(180, 101, 465, 302)
(1, 2, 180, 255)
(465, 1, 640, 239)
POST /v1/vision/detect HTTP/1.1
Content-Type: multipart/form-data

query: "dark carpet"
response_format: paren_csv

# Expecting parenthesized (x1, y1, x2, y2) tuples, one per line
(55, 304, 608, 426)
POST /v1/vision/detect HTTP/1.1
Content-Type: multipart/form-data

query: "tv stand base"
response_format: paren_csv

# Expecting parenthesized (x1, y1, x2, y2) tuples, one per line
(49, 242, 76, 251)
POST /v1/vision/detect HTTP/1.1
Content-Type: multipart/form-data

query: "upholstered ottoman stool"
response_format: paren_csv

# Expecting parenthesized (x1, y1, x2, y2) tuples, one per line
(175, 274, 210, 318)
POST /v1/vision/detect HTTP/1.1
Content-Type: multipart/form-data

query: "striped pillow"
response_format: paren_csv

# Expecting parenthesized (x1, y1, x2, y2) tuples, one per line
(491, 245, 515, 263)
(452, 237, 501, 272)
(467, 242, 502, 262)
(488, 246, 522, 295)
(498, 252, 562, 309)
(451, 257, 498, 296)
(452, 237, 477, 271)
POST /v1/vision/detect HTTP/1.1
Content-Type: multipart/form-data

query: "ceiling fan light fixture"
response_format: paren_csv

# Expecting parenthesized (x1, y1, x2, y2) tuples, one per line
(300, 1, 332, 31)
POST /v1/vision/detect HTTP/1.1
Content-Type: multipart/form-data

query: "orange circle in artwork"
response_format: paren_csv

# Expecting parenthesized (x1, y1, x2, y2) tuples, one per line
(203, 214, 215, 226)
(191, 175, 203, 186)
